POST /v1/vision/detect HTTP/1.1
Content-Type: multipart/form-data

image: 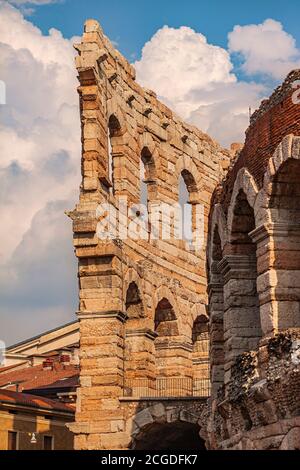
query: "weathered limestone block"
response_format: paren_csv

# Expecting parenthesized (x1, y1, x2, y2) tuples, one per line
(201, 330, 300, 450)
(71, 15, 230, 450)
(280, 427, 300, 450)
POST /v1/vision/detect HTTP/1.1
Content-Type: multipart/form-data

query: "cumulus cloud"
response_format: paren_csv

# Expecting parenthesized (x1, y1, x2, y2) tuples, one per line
(229, 19, 300, 80)
(0, 2, 80, 343)
(0, 201, 77, 345)
(135, 26, 236, 116)
(135, 21, 300, 145)
(134, 25, 266, 146)
(187, 81, 264, 147)
(1, 4, 299, 344)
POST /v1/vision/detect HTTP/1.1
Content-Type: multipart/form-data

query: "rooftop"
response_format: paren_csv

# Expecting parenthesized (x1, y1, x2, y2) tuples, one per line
(0, 389, 74, 414)
(0, 359, 79, 393)
(7, 319, 79, 351)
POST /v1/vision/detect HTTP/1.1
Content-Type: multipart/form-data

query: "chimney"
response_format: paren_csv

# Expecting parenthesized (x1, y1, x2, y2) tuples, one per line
(59, 354, 70, 367)
(42, 358, 54, 370)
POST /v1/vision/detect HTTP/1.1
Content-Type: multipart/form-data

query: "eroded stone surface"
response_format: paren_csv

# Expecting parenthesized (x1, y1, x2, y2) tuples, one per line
(70, 19, 300, 450)
(70, 19, 229, 450)
(205, 70, 300, 450)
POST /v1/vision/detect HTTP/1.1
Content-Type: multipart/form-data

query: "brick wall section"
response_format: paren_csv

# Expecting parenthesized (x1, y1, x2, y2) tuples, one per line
(206, 71, 300, 451)
(219, 70, 300, 212)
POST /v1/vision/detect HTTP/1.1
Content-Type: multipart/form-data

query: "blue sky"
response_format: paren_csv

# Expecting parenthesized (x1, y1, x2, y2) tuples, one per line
(1, 0, 300, 346)
(30, 0, 300, 62)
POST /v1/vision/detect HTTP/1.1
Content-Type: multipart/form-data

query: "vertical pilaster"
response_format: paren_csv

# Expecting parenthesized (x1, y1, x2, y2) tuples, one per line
(192, 331, 209, 397)
(208, 267, 225, 397)
(71, 311, 128, 450)
(252, 223, 300, 334)
(155, 338, 193, 396)
(219, 255, 261, 388)
(124, 328, 157, 395)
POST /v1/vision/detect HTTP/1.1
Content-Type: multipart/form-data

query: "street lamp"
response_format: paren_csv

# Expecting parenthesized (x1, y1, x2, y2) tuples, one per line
(30, 433, 37, 444)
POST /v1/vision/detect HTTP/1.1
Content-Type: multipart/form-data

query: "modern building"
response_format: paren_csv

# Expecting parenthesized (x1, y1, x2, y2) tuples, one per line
(0, 389, 74, 450)
(0, 322, 79, 450)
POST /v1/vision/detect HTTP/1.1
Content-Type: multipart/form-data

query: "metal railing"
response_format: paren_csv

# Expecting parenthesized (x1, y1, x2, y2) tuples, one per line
(123, 377, 211, 398)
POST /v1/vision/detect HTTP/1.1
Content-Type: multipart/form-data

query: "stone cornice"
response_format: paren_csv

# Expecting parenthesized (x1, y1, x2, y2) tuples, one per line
(76, 310, 128, 322)
(208, 282, 224, 296)
(250, 222, 300, 243)
(155, 339, 193, 352)
(74, 240, 123, 258)
(249, 224, 271, 243)
(125, 328, 158, 340)
(192, 358, 210, 365)
(218, 255, 257, 282)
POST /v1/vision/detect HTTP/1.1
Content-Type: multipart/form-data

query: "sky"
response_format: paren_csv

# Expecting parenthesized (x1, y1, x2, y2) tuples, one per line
(1, 0, 300, 345)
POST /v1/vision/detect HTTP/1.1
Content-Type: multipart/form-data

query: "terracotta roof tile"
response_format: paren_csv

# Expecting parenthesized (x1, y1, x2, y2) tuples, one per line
(0, 362, 28, 373)
(29, 374, 79, 391)
(0, 362, 79, 392)
(0, 389, 74, 413)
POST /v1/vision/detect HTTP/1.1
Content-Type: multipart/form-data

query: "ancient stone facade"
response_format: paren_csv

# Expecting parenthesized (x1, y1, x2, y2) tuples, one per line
(68, 20, 230, 450)
(69, 19, 300, 450)
(203, 71, 300, 450)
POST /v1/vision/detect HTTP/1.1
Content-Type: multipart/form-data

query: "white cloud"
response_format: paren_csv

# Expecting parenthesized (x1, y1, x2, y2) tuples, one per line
(0, 200, 77, 345)
(1, 5, 299, 343)
(134, 25, 266, 146)
(228, 19, 300, 80)
(135, 26, 236, 115)
(188, 81, 264, 147)
(0, 2, 79, 343)
(0, 2, 80, 259)
(134, 21, 300, 146)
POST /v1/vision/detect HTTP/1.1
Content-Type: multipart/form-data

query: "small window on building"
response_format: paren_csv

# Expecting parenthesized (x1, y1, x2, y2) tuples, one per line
(8, 431, 18, 450)
(43, 435, 54, 450)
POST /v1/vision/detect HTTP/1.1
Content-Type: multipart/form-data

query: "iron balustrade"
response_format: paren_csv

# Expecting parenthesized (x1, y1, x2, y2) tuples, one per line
(123, 376, 211, 398)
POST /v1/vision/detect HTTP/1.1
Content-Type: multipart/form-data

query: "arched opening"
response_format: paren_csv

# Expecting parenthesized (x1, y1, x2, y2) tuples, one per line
(192, 315, 209, 344)
(131, 421, 206, 450)
(192, 315, 210, 396)
(140, 146, 156, 230)
(141, 146, 156, 183)
(125, 281, 144, 320)
(124, 282, 150, 391)
(225, 190, 262, 379)
(107, 114, 122, 192)
(155, 298, 178, 336)
(208, 225, 225, 397)
(179, 171, 194, 244)
(212, 226, 223, 266)
(154, 298, 187, 389)
(269, 159, 300, 329)
(231, 189, 256, 253)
